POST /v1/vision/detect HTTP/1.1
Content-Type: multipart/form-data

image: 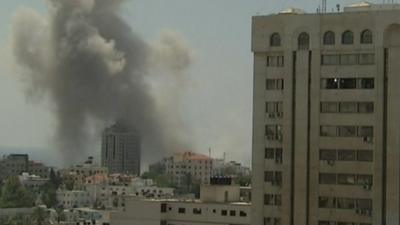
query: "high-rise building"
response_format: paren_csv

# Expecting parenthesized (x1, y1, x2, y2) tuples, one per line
(252, 3, 400, 225)
(101, 121, 141, 175)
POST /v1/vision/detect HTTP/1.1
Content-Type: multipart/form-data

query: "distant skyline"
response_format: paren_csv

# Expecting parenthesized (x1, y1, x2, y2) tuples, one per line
(0, 0, 381, 167)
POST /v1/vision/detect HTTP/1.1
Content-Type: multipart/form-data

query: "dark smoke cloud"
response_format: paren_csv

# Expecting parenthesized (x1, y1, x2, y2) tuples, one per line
(11, 0, 192, 165)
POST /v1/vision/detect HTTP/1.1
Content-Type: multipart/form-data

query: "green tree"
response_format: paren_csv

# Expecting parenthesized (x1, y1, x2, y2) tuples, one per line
(31, 207, 48, 225)
(40, 183, 57, 208)
(0, 176, 35, 208)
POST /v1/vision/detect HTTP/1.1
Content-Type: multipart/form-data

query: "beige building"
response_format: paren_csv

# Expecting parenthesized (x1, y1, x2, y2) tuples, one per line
(165, 152, 213, 187)
(252, 2, 400, 225)
(110, 180, 250, 225)
(0, 154, 50, 179)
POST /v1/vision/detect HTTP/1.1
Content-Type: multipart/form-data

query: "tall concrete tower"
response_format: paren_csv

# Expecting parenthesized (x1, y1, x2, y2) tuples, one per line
(101, 121, 141, 175)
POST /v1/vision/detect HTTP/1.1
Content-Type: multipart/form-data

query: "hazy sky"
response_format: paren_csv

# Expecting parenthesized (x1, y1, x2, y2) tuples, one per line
(0, 0, 375, 167)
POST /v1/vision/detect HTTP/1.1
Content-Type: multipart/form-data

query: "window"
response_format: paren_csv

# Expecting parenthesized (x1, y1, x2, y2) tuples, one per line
(322, 78, 339, 89)
(322, 78, 374, 89)
(319, 196, 335, 208)
(221, 210, 227, 216)
(267, 56, 284, 67)
(360, 78, 374, 89)
(337, 198, 355, 209)
(339, 102, 357, 113)
(275, 148, 283, 164)
(266, 102, 275, 113)
(277, 56, 284, 67)
(270, 33, 281, 47)
(193, 208, 202, 214)
(321, 55, 339, 65)
(359, 53, 374, 65)
(342, 30, 354, 44)
(340, 54, 358, 65)
(357, 199, 372, 210)
(161, 203, 167, 213)
(359, 126, 373, 137)
(178, 208, 186, 214)
(358, 102, 374, 113)
(340, 78, 357, 89)
(230, 210, 236, 216)
(357, 150, 373, 162)
(357, 175, 373, 185)
(361, 29, 373, 44)
(264, 194, 281, 206)
(338, 150, 356, 161)
(266, 79, 276, 90)
(321, 102, 338, 113)
(266, 79, 284, 90)
(265, 148, 274, 159)
(298, 32, 310, 50)
(320, 126, 337, 137)
(338, 126, 357, 137)
(264, 171, 274, 182)
(265, 125, 276, 136)
(319, 173, 337, 184)
(320, 149, 336, 160)
(338, 174, 356, 185)
(240, 211, 247, 217)
(277, 79, 284, 90)
(323, 31, 335, 45)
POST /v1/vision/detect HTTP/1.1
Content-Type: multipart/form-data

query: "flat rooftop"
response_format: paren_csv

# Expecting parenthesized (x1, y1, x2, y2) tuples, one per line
(272, 2, 400, 16)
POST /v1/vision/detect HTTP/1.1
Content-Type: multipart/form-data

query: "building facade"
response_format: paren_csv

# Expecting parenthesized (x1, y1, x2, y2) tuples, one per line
(110, 180, 250, 225)
(0, 154, 50, 180)
(252, 3, 400, 225)
(101, 121, 141, 175)
(165, 152, 213, 187)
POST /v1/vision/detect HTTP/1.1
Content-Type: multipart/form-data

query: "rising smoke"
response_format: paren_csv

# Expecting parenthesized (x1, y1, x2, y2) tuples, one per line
(11, 0, 192, 164)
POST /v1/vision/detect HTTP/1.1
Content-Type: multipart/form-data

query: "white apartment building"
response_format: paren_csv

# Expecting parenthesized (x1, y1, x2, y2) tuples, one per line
(110, 180, 250, 225)
(56, 189, 94, 209)
(165, 152, 213, 187)
(18, 173, 49, 190)
(252, 2, 400, 225)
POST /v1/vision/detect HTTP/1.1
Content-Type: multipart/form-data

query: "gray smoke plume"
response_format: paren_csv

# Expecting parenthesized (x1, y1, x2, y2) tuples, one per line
(11, 0, 192, 164)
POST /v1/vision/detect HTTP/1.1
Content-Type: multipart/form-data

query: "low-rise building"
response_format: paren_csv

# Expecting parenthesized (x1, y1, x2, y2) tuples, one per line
(212, 160, 251, 177)
(18, 172, 49, 190)
(56, 189, 94, 209)
(110, 177, 251, 225)
(165, 152, 213, 187)
(0, 154, 50, 180)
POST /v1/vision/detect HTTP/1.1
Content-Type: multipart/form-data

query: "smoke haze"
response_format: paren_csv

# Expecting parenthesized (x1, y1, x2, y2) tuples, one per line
(11, 0, 192, 165)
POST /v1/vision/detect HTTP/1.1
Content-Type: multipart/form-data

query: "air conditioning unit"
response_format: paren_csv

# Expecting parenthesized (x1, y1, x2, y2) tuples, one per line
(277, 112, 283, 118)
(327, 160, 335, 166)
(269, 113, 276, 118)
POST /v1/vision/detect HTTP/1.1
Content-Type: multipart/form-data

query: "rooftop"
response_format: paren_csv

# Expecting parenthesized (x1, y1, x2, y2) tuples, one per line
(272, 2, 400, 16)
